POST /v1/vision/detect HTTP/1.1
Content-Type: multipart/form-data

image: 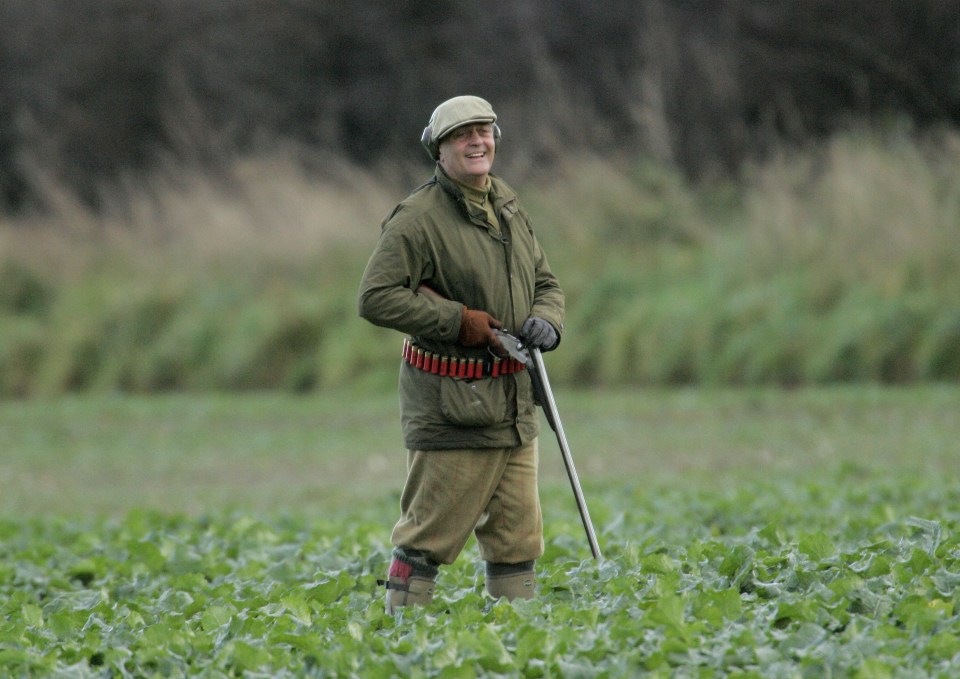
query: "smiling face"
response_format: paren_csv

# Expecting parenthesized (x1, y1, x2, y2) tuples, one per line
(437, 123, 496, 189)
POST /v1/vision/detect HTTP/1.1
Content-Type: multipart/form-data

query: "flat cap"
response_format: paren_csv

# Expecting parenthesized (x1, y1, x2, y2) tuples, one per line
(421, 96, 497, 159)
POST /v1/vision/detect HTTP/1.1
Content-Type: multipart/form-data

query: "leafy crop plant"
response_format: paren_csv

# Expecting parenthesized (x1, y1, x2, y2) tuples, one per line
(2, 478, 958, 676)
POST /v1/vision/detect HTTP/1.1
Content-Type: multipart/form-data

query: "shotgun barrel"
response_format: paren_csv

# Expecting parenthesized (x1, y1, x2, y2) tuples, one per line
(529, 347, 603, 561)
(494, 330, 602, 561)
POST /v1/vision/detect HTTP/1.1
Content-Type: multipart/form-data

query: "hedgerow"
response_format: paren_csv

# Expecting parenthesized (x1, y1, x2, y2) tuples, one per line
(1, 129, 958, 395)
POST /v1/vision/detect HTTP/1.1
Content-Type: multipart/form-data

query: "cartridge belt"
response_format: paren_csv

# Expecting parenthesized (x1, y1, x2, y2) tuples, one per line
(402, 338, 525, 379)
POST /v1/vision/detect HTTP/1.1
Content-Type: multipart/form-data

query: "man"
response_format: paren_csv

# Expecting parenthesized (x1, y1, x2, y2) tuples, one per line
(358, 95, 564, 613)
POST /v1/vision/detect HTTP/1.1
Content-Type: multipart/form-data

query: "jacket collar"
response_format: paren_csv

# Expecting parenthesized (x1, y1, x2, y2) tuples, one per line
(434, 165, 515, 215)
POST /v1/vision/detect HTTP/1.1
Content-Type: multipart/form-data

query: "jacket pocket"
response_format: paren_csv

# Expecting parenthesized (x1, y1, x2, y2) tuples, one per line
(440, 377, 507, 427)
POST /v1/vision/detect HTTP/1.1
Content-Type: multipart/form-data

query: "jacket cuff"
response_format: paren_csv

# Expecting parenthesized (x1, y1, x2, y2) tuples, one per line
(436, 302, 464, 342)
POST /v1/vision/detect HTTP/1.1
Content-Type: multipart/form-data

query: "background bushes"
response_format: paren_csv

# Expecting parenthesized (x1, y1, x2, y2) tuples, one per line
(2, 0, 958, 211)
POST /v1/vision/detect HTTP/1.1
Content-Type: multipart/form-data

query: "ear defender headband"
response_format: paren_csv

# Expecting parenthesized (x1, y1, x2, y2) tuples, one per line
(421, 122, 501, 160)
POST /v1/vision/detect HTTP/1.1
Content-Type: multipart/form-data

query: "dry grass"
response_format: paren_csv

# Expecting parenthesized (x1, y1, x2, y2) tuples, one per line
(1, 127, 959, 393)
(1, 148, 399, 279)
(737, 128, 960, 291)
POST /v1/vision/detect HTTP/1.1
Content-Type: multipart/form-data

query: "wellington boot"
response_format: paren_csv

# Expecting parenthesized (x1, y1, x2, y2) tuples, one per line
(486, 571, 535, 601)
(385, 575, 435, 614)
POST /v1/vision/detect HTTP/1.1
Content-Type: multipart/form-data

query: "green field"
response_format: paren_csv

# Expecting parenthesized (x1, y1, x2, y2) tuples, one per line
(2, 385, 959, 516)
(2, 386, 959, 675)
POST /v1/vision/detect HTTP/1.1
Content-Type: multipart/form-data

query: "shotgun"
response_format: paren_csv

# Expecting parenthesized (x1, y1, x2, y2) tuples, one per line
(495, 330, 603, 561)
(414, 284, 602, 560)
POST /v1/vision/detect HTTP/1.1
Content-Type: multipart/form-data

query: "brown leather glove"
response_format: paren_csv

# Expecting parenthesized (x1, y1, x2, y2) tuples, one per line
(458, 307, 504, 348)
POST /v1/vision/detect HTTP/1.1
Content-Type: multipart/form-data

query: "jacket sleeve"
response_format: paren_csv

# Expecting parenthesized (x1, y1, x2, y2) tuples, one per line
(529, 234, 565, 343)
(358, 213, 463, 342)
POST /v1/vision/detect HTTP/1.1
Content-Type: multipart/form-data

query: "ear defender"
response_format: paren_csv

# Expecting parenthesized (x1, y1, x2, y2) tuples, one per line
(421, 125, 435, 157)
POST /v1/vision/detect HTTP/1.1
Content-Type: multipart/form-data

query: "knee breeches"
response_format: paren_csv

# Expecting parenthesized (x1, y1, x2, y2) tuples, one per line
(390, 438, 544, 565)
